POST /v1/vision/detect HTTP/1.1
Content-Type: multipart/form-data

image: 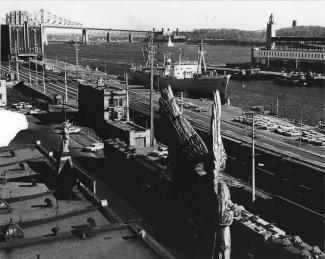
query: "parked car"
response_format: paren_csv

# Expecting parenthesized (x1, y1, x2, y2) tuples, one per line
(266, 123, 277, 131)
(148, 148, 168, 158)
(301, 130, 310, 137)
(274, 127, 285, 135)
(158, 146, 168, 152)
(84, 143, 104, 152)
(29, 108, 41, 114)
(148, 150, 161, 157)
(284, 130, 301, 137)
(300, 137, 310, 143)
(257, 124, 268, 130)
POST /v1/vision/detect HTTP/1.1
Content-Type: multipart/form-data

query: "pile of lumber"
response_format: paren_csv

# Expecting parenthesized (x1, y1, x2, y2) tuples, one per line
(159, 86, 209, 175)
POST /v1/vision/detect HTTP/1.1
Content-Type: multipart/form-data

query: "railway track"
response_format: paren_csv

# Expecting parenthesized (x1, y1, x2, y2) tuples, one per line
(1, 63, 77, 102)
(128, 89, 325, 170)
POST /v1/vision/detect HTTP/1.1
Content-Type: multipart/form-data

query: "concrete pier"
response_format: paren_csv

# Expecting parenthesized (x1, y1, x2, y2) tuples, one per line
(41, 25, 48, 46)
(128, 33, 133, 43)
(106, 32, 111, 43)
(82, 28, 89, 44)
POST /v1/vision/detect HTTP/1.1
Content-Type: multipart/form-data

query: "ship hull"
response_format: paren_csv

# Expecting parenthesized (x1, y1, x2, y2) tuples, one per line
(128, 71, 228, 101)
(273, 77, 309, 87)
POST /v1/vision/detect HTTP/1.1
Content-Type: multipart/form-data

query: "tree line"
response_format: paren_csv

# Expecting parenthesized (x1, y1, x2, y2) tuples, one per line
(183, 26, 325, 46)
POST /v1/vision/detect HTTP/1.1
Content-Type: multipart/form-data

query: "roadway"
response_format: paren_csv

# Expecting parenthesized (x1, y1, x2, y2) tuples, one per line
(128, 89, 325, 171)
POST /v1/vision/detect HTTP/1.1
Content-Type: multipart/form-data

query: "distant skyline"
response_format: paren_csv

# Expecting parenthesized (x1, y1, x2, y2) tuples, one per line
(1, 1, 325, 31)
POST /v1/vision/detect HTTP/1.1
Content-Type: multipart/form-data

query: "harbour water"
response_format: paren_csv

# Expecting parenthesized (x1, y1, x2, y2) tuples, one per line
(45, 43, 325, 126)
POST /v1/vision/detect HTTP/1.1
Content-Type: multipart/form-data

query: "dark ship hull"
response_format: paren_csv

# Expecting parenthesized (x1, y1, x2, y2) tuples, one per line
(128, 70, 229, 101)
(273, 77, 308, 87)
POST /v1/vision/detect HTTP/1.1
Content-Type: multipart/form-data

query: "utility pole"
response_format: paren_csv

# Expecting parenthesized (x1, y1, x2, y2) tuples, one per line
(74, 42, 80, 101)
(276, 97, 279, 116)
(8, 55, 11, 74)
(283, 94, 286, 117)
(104, 63, 107, 82)
(0, 25, 1, 79)
(299, 109, 302, 149)
(178, 48, 182, 65)
(252, 113, 256, 203)
(28, 59, 32, 85)
(65, 58, 68, 102)
(15, 46, 19, 80)
(149, 34, 156, 147)
(75, 42, 79, 78)
(125, 72, 129, 122)
(35, 60, 38, 87)
(42, 64, 46, 93)
(180, 92, 184, 113)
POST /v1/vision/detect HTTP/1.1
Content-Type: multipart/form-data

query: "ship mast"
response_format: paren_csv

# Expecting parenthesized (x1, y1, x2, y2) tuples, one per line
(149, 33, 156, 146)
(198, 39, 206, 74)
(178, 48, 182, 65)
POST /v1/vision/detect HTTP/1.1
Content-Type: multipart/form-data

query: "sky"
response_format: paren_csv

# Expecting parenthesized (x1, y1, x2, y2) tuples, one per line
(0, 1, 325, 31)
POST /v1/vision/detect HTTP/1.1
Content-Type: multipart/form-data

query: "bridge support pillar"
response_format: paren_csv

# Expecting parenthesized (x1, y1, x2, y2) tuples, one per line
(128, 33, 133, 43)
(106, 32, 111, 43)
(41, 25, 48, 46)
(82, 29, 89, 44)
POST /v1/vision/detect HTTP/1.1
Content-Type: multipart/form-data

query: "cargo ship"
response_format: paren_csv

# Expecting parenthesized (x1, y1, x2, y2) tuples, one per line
(128, 41, 230, 101)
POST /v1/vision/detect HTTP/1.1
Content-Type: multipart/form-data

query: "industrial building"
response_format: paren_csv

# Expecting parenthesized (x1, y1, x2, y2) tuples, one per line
(252, 14, 325, 72)
(78, 80, 127, 127)
(78, 79, 151, 148)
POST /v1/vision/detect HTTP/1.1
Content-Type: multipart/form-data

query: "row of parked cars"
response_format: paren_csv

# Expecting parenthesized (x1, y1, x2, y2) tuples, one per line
(233, 114, 325, 146)
(11, 102, 44, 115)
(300, 129, 325, 146)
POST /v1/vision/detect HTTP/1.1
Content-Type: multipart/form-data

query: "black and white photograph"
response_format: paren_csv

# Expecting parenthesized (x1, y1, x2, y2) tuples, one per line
(0, 1, 324, 258)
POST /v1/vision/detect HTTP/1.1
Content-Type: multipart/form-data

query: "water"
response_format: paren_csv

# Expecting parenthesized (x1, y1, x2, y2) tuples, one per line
(45, 43, 324, 126)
